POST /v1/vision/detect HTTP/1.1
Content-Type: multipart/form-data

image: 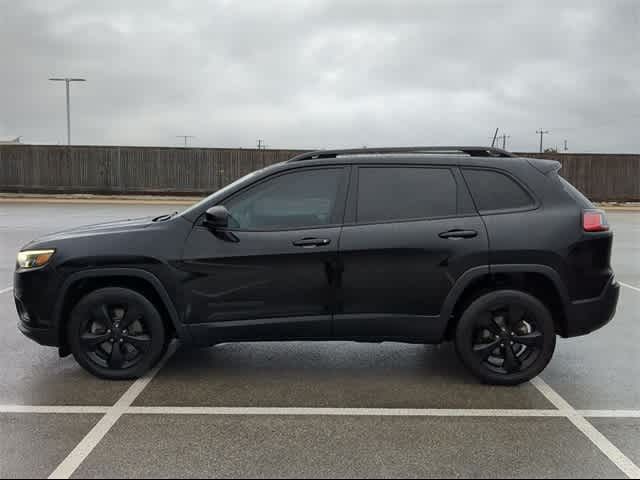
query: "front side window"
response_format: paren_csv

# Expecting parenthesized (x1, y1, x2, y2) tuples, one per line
(224, 168, 343, 230)
(357, 167, 458, 223)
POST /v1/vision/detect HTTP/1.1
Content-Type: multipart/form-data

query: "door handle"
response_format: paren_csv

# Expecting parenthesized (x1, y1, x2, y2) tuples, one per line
(293, 238, 331, 248)
(439, 229, 478, 239)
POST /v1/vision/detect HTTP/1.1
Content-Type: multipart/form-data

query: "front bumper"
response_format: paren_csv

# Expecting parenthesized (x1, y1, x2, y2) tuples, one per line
(563, 275, 620, 338)
(14, 266, 63, 347)
(17, 320, 59, 347)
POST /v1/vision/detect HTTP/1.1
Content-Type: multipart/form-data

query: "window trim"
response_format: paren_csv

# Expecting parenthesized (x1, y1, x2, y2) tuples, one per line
(197, 165, 351, 233)
(460, 166, 540, 216)
(347, 164, 464, 226)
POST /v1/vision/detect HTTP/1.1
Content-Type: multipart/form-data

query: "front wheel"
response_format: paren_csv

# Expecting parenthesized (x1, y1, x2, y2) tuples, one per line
(68, 287, 167, 380)
(455, 290, 556, 386)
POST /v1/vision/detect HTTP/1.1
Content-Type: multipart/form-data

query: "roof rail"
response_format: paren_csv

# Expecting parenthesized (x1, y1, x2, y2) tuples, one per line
(288, 146, 515, 162)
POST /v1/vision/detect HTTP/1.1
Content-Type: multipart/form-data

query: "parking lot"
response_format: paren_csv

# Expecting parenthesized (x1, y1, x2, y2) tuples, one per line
(0, 202, 638, 479)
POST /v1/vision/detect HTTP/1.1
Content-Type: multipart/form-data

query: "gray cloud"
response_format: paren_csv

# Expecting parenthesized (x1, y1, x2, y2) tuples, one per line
(1, 0, 639, 152)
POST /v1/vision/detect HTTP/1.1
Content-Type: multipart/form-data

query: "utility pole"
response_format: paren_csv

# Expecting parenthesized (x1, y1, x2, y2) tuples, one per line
(257, 139, 266, 150)
(564, 139, 568, 152)
(489, 134, 510, 149)
(176, 136, 195, 147)
(49, 77, 86, 145)
(536, 129, 549, 153)
(491, 128, 499, 148)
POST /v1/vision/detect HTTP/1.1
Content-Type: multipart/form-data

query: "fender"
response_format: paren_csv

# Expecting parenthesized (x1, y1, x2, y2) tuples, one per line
(439, 263, 570, 334)
(439, 265, 490, 325)
(491, 263, 570, 306)
(53, 267, 192, 345)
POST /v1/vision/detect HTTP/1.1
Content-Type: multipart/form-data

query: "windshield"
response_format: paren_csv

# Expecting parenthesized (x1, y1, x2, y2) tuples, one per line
(179, 169, 264, 219)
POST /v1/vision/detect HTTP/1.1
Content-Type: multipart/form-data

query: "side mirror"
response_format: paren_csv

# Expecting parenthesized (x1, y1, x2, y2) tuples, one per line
(204, 206, 230, 229)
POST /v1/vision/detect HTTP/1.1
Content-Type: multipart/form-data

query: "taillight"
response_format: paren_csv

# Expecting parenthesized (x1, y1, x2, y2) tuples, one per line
(583, 209, 609, 232)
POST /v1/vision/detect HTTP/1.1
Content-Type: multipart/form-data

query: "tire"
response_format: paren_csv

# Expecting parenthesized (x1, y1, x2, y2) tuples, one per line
(455, 289, 556, 386)
(68, 287, 167, 380)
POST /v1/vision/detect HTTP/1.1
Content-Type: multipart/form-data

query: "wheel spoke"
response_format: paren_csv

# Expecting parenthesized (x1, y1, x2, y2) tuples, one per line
(477, 311, 501, 335)
(514, 331, 544, 348)
(108, 343, 124, 368)
(121, 305, 143, 330)
(473, 339, 501, 361)
(123, 334, 151, 353)
(80, 333, 111, 350)
(502, 344, 522, 373)
(507, 304, 526, 328)
(91, 304, 113, 329)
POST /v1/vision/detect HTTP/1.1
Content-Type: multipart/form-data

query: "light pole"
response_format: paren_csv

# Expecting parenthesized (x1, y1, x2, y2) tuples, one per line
(49, 77, 86, 145)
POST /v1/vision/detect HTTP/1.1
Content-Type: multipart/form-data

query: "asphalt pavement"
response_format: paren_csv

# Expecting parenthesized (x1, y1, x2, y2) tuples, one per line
(0, 203, 639, 478)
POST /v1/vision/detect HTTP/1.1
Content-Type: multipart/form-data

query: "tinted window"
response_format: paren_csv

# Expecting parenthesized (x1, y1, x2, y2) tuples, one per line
(462, 168, 534, 212)
(224, 168, 343, 230)
(357, 167, 457, 223)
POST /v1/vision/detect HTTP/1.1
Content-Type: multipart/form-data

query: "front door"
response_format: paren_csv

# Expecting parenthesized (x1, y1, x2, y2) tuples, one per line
(180, 166, 349, 343)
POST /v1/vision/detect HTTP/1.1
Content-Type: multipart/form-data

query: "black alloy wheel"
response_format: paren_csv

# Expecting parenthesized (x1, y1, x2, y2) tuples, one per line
(455, 290, 556, 386)
(68, 288, 166, 380)
(472, 304, 544, 375)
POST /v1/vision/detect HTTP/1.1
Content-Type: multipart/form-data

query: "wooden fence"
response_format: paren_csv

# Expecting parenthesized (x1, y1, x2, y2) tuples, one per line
(1, 145, 638, 201)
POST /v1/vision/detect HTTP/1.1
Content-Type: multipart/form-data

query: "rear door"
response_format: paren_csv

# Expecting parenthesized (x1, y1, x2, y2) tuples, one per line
(335, 164, 488, 341)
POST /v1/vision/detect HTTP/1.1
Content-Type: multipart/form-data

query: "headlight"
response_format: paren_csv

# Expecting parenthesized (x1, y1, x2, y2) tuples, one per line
(17, 249, 56, 269)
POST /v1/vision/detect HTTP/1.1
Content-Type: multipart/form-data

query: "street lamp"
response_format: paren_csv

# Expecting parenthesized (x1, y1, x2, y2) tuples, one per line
(49, 77, 86, 145)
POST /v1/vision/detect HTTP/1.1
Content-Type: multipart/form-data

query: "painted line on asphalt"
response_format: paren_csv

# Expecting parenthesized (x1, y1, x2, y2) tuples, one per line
(125, 407, 568, 417)
(47, 343, 177, 480)
(620, 282, 640, 294)
(0, 287, 12, 295)
(531, 377, 640, 479)
(0, 405, 109, 414)
(581, 410, 640, 418)
(1, 404, 639, 418)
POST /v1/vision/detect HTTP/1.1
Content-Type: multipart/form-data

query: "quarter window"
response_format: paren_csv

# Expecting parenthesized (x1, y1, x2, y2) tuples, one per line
(356, 167, 458, 223)
(462, 168, 534, 212)
(224, 168, 344, 230)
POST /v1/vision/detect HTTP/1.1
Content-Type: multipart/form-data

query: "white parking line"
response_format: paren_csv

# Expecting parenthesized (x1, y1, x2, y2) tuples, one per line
(2, 404, 639, 418)
(620, 282, 640, 293)
(581, 410, 640, 418)
(531, 377, 640, 479)
(0, 405, 109, 414)
(125, 407, 569, 417)
(0, 287, 12, 295)
(47, 344, 177, 480)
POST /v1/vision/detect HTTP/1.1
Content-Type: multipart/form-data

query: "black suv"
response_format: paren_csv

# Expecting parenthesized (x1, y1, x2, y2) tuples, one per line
(14, 146, 619, 385)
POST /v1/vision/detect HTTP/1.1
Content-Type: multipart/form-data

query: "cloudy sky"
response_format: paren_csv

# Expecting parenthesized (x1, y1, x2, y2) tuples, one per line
(1, 0, 639, 152)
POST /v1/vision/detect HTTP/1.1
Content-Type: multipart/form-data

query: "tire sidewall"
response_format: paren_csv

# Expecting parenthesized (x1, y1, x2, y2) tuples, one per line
(68, 287, 166, 380)
(455, 289, 557, 386)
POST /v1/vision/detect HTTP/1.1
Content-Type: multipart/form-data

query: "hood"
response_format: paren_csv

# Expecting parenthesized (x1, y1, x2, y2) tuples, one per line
(24, 216, 156, 248)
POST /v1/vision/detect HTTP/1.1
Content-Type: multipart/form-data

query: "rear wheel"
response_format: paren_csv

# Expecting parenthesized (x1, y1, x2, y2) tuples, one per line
(68, 287, 166, 380)
(455, 290, 556, 386)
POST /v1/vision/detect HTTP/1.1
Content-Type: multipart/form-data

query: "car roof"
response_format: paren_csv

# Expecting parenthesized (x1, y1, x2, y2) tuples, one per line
(287, 146, 514, 161)
(273, 153, 529, 169)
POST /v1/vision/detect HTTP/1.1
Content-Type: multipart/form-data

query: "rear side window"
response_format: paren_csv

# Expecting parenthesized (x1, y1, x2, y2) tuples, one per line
(462, 168, 535, 213)
(357, 167, 457, 223)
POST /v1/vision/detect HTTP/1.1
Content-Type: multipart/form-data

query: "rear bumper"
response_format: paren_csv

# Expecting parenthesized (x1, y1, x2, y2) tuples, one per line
(563, 275, 620, 338)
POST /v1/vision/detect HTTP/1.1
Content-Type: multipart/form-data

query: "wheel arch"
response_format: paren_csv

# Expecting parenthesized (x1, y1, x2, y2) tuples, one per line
(54, 268, 190, 355)
(441, 264, 571, 339)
